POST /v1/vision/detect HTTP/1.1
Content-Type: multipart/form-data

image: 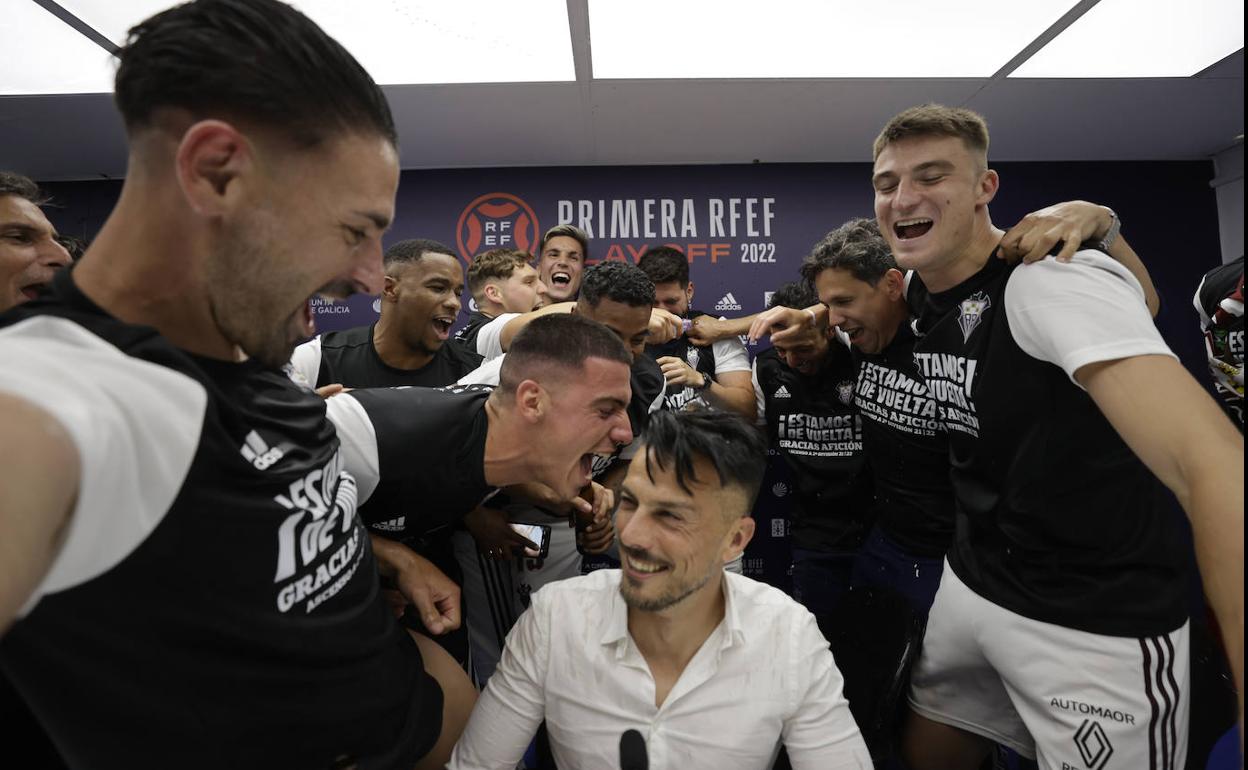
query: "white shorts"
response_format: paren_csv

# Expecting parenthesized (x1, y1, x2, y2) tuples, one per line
(909, 563, 1189, 770)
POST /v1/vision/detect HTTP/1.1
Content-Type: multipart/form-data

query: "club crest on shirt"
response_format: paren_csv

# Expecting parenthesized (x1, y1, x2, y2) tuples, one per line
(958, 292, 992, 342)
(685, 346, 700, 369)
(837, 380, 855, 405)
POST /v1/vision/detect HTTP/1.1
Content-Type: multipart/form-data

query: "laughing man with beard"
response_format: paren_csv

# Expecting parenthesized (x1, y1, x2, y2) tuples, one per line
(288, 238, 482, 389)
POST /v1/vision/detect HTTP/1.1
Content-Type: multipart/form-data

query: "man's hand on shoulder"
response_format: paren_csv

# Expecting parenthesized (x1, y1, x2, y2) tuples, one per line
(998, 200, 1113, 264)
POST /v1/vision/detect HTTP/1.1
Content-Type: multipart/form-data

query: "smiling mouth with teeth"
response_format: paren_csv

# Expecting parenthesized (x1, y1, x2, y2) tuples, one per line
(550, 272, 572, 286)
(625, 552, 669, 575)
(432, 317, 453, 336)
(894, 218, 934, 240)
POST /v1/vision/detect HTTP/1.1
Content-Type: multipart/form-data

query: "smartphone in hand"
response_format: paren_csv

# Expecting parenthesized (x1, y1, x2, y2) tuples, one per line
(509, 523, 552, 560)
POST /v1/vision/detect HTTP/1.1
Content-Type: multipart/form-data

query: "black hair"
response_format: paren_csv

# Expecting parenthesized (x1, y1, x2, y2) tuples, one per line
(383, 238, 458, 269)
(499, 314, 632, 393)
(56, 234, 88, 262)
(800, 218, 896, 287)
(114, 0, 396, 149)
(767, 280, 818, 311)
(0, 171, 46, 205)
(637, 246, 689, 287)
(579, 261, 655, 308)
(642, 409, 767, 514)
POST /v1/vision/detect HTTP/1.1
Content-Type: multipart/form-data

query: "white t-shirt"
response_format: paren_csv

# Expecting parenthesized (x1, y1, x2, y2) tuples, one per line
(1004, 250, 1174, 386)
(473, 312, 520, 361)
(0, 316, 204, 615)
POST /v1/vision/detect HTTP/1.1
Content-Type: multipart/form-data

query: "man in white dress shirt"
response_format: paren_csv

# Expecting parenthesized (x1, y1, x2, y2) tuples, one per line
(448, 409, 871, 770)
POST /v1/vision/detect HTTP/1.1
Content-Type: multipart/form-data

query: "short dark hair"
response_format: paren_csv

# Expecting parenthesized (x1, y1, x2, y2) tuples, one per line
(467, 248, 532, 300)
(0, 171, 46, 206)
(539, 224, 590, 260)
(384, 238, 458, 270)
(767, 281, 818, 311)
(56, 234, 88, 262)
(801, 218, 896, 287)
(579, 261, 655, 308)
(641, 409, 767, 515)
(873, 103, 989, 163)
(498, 314, 632, 394)
(637, 246, 689, 287)
(114, 0, 396, 149)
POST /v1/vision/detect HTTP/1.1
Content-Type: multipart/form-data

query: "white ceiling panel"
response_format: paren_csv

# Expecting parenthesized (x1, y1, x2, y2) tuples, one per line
(57, 0, 577, 85)
(1011, 0, 1244, 77)
(0, 1, 116, 95)
(589, 0, 1079, 79)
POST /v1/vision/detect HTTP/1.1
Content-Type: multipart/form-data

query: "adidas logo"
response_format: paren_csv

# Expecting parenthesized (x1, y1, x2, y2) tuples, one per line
(240, 430, 285, 471)
(773, 385, 791, 399)
(714, 292, 743, 312)
(373, 516, 406, 532)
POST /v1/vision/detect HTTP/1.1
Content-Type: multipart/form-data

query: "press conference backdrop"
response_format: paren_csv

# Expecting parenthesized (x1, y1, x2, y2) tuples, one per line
(43, 160, 1223, 588)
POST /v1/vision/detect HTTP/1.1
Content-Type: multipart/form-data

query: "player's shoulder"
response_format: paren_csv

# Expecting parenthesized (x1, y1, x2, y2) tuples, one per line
(724, 572, 818, 634)
(1007, 249, 1135, 290)
(532, 569, 619, 611)
(318, 324, 373, 351)
(631, 351, 666, 397)
(439, 335, 485, 373)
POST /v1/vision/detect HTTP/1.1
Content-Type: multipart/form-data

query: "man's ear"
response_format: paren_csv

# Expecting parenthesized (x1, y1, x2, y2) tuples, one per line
(515, 379, 546, 423)
(976, 168, 1000, 207)
(483, 282, 503, 306)
(381, 273, 400, 302)
(882, 267, 906, 301)
(725, 515, 756, 562)
(686, 281, 695, 305)
(174, 120, 252, 218)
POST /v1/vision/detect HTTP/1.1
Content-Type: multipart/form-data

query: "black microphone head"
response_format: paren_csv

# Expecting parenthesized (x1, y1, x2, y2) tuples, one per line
(619, 728, 648, 770)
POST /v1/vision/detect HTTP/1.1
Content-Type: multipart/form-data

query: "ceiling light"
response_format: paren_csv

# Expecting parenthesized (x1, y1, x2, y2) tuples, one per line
(0, 1, 116, 95)
(1010, 0, 1243, 77)
(589, 0, 1080, 78)
(54, 0, 576, 86)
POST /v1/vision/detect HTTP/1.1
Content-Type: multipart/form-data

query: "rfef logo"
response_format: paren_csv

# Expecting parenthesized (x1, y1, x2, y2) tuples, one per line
(457, 192, 540, 263)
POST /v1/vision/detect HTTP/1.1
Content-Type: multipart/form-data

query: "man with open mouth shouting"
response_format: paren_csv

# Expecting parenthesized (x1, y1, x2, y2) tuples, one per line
(537, 223, 589, 304)
(287, 237, 482, 390)
(0, 172, 72, 314)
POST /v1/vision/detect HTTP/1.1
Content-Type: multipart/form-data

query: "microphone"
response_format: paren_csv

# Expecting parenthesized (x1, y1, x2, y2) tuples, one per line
(619, 728, 649, 770)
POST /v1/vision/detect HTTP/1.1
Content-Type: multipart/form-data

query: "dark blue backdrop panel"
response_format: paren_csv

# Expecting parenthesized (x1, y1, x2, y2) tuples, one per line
(42, 160, 1222, 385)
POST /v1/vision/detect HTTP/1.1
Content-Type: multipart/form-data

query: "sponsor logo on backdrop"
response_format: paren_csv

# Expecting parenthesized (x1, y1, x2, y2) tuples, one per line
(764, 291, 775, 307)
(468, 298, 479, 313)
(457, 192, 540, 262)
(715, 292, 743, 311)
(372, 298, 382, 314)
(555, 196, 778, 269)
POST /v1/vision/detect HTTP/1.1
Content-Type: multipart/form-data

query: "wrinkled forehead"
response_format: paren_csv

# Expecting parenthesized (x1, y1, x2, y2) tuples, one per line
(0, 195, 55, 233)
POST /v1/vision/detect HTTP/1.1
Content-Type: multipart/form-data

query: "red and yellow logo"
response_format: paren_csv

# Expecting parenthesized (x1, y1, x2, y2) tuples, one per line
(456, 192, 540, 263)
